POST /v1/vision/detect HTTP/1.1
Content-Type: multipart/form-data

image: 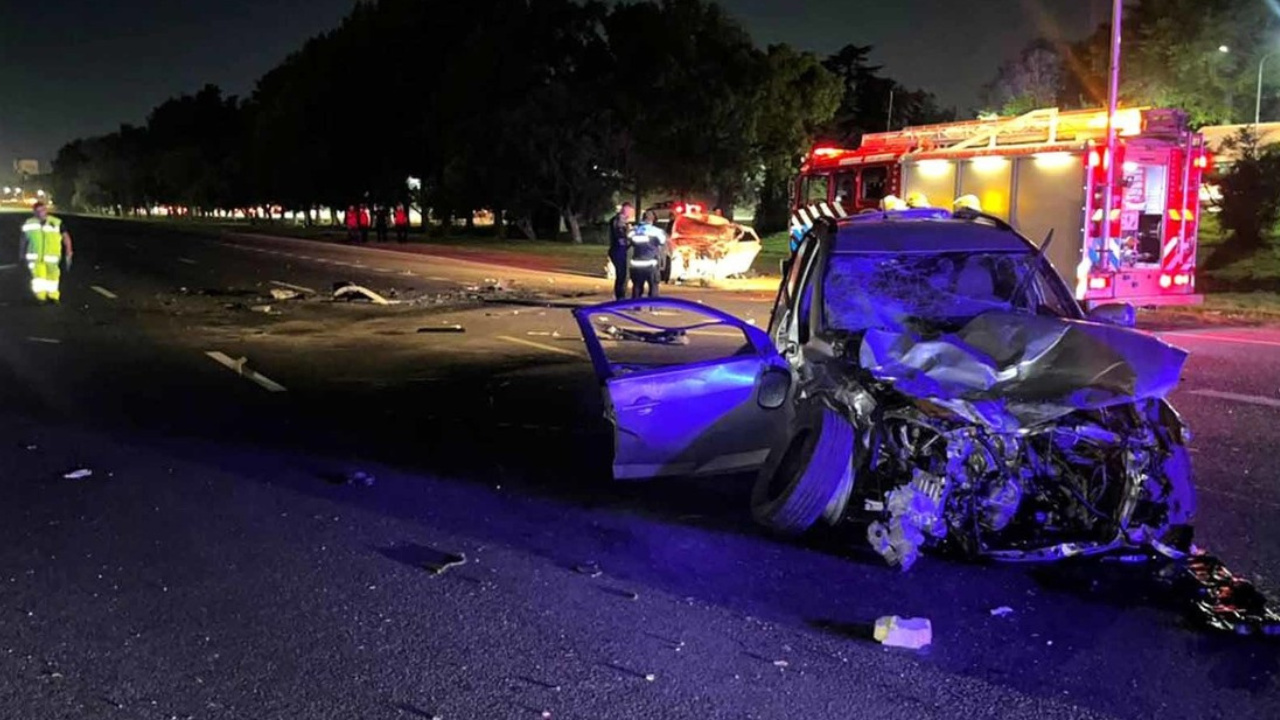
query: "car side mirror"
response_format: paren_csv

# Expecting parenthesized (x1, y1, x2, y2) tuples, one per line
(1089, 302, 1136, 328)
(757, 367, 792, 409)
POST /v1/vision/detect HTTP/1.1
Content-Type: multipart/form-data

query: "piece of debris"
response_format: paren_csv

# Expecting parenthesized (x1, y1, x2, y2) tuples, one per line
(270, 280, 318, 295)
(21, 443, 37, 451)
(333, 282, 394, 306)
(346, 470, 376, 487)
(1180, 552, 1280, 636)
(249, 304, 274, 314)
(269, 288, 301, 301)
(772, 660, 789, 668)
(27, 337, 61, 344)
(525, 331, 561, 338)
(989, 606, 1015, 618)
(63, 469, 93, 480)
(873, 616, 932, 650)
(417, 325, 465, 334)
(574, 561, 603, 578)
(424, 552, 467, 576)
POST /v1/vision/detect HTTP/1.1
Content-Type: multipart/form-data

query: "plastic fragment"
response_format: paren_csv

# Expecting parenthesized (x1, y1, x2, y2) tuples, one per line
(873, 616, 932, 649)
(417, 325, 465, 333)
(990, 606, 1014, 618)
(574, 561, 602, 578)
(63, 469, 93, 480)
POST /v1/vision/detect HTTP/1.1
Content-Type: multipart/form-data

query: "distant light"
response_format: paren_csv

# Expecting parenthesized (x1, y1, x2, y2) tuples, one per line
(406, 176, 422, 191)
(2, 187, 9, 194)
(36, 189, 45, 197)
(1219, 45, 1230, 53)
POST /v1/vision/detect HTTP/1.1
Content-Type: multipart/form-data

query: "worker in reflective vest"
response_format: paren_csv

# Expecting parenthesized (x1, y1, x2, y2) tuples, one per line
(628, 210, 667, 299)
(393, 205, 410, 243)
(19, 202, 73, 303)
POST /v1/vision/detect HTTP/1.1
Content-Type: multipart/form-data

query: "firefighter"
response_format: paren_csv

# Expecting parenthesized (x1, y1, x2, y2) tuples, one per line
(20, 202, 73, 304)
(394, 204, 410, 243)
(905, 191, 931, 208)
(358, 205, 372, 244)
(629, 210, 667, 299)
(374, 205, 390, 243)
(953, 195, 982, 214)
(607, 202, 635, 301)
(345, 205, 360, 243)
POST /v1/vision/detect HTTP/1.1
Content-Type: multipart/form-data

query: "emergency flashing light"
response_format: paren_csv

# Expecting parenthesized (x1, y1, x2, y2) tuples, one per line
(1088, 275, 1112, 291)
(1159, 274, 1174, 289)
(812, 147, 842, 159)
(1193, 153, 1212, 169)
(1174, 273, 1192, 287)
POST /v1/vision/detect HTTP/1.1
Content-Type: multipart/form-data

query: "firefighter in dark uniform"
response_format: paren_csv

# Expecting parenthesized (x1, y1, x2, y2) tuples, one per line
(628, 210, 667, 298)
(608, 202, 635, 301)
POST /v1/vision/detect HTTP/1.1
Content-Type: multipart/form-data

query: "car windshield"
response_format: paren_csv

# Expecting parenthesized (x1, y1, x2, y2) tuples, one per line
(823, 250, 1077, 332)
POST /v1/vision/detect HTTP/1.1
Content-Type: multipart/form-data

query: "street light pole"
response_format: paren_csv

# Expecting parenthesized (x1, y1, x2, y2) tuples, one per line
(1257, 52, 1276, 125)
(1100, 0, 1123, 269)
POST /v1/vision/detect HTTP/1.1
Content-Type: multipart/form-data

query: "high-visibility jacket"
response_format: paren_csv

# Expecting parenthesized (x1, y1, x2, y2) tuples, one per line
(22, 215, 65, 264)
(628, 222, 667, 268)
(393, 208, 409, 227)
(346, 207, 359, 229)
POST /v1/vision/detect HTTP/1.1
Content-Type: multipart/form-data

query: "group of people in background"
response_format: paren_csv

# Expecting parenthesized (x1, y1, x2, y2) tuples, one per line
(608, 202, 668, 301)
(345, 204, 411, 244)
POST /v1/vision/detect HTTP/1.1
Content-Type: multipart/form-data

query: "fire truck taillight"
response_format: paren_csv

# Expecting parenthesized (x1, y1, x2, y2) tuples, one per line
(1193, 153, 1212, 170)
(1174, 273, 1192, 287)
(1088, 275, 1111, 291)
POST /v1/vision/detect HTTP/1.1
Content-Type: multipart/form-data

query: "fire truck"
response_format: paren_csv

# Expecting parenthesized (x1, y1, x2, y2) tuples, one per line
(794, 107, 1209, 307)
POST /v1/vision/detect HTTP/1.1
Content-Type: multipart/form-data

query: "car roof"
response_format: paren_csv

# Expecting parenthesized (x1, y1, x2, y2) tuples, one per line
(832, 213, 1036, 255)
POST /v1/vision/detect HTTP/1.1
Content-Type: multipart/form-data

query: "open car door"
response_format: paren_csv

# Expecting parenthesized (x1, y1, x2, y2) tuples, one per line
(573, 298, 792, 481)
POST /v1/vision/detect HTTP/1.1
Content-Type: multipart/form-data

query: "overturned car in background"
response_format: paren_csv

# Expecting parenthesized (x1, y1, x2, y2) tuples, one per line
(575, 208, 1278, 635)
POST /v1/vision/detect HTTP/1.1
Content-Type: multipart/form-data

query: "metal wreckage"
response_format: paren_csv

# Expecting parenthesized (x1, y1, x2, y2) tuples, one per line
(575, 209, 1279, 637)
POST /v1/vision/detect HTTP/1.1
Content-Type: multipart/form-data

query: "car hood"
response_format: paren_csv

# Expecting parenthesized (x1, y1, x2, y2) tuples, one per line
(858, 311, 1188, 430)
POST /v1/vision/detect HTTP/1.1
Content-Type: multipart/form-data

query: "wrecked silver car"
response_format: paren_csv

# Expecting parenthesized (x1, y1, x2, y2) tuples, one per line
(575, 209, 1195, 568)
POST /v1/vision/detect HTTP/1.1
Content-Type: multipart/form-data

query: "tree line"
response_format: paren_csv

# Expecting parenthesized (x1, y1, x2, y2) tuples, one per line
(50, 0, 953, 239)
(981, 0, 1280, 126)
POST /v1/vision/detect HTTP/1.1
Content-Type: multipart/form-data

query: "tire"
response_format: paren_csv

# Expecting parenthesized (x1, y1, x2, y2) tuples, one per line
(752, 403, 855, 535)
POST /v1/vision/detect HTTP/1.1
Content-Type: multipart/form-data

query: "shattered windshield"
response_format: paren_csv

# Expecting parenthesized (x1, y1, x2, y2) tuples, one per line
(824, 251, 1076, 332)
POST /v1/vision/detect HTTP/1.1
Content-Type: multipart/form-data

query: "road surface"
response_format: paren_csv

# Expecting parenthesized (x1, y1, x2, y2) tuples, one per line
(0, 215, 1277, 720)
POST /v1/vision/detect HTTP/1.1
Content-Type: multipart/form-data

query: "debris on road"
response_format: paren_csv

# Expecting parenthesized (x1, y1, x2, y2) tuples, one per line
(772, 659, 789, 668)
(424, 551, 467, 576)
(873, 616, 932, 650)
(63, 469, 94, 480)
(269, 288, 301, 301)
(990, 606, 1015, 618)
(1179, 552, 1280, 636)
(417, 325, 465, 334)
(345, 470, 376, 487)
(332, 282, 396, 306)
(27, 337, 62, 344)
(249, 304, 275, 314)
(269, 280, 318, 296)
(574, 561, 603, 578)
(526, 331, 562, 338)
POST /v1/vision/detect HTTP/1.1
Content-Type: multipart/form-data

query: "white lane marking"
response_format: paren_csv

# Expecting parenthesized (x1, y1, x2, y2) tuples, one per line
(91, 285, 118, 299)
(1159, 331, 1280, 350)
(427, 276, 450, 281)
(495, 335, 585, 358)
(1189, 389, 1280, 409)
(270, 280, 318, 295)
(27, 337, 61, 344)
(178, 257, 198, 265)
(205, 351, 288, 393)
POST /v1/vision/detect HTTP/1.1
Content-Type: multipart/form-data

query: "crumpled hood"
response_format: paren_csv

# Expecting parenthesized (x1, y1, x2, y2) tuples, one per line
(858, 311, 1189, 430)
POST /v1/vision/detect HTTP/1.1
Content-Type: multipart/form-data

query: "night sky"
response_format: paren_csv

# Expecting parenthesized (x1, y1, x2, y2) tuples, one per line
(0, 0, 1103, 166)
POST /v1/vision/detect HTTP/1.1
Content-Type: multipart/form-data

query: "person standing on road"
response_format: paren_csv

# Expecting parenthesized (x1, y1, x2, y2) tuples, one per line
(374, 205, 390, 243)
(628, 210, 667, 299)
(608, 202, 635, 301)
(394, 204, 410, 243)
(19, 202, 73, 304)
(358, 205, 372, 244)
(345, 205, 360, 244)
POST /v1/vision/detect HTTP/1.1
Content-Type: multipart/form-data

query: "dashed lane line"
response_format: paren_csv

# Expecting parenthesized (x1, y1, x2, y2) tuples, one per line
(91, 286, 118, 300)
(205, 351, 288, 393)
(1160, 331, 1280, 350)
(178, 257, 198, 265)
(1188, 389, 1280, 409)
(495, 335, 586, 358)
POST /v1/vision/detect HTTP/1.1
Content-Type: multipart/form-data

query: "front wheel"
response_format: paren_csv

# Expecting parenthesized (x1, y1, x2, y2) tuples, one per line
(752, 403, 855, 535)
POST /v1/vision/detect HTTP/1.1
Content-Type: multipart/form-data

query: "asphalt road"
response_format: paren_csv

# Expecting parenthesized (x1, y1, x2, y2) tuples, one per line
(1, 214, 1278, 720)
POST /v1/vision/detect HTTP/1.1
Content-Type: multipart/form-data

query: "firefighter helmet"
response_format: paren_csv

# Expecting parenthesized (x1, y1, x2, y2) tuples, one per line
(953, 194, 982, 213)
(881, 194, 907, 211)
(905, 191, 931, 208)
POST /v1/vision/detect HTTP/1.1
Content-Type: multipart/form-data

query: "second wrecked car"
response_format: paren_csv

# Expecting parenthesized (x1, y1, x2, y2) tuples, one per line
(574, 208, 1196, 571)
